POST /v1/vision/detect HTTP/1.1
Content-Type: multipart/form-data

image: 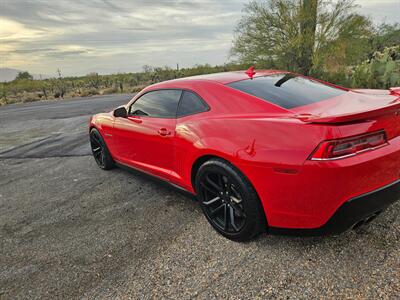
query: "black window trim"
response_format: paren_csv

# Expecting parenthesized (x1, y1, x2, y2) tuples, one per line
(128, 88, 210, 119)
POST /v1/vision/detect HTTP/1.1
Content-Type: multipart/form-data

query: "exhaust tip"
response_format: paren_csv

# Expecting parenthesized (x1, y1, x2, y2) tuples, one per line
(352, 211, 382, 230)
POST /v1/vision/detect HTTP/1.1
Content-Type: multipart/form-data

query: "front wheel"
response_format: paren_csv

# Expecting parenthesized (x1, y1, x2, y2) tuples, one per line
(195, 158, 266, 242)
(90, 128, 115, 170)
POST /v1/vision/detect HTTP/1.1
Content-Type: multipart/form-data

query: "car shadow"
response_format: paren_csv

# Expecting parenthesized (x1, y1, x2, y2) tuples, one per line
(108, 163, 400, 251)
(113, 162, 197, 202)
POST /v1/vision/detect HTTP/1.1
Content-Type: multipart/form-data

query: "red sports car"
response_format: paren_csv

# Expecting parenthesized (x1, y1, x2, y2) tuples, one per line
(89, 69, 400, 241)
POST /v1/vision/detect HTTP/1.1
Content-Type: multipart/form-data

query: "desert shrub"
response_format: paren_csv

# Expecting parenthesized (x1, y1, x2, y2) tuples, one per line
(100, 87, 118, 95)
(80, 88, 100, 97)
(0, 84, 8, 105)
(66, 91, 79, 98)
(352, 46, 400, 88)
(130, 85, 146, 93)
(21, 92, 39, 103)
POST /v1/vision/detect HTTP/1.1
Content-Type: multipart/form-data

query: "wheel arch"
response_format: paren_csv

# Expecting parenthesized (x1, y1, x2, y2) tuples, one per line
(191, 154, 219, 192)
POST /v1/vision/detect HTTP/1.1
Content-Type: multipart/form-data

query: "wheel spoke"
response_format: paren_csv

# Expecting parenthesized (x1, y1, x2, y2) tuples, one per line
(230, 185, 241, 198)
(206, 175, 223, 193)
(91, 134, 101, 145)
(94, 149, 103, 158)
(209, 203, 225, 218)
(223, 204, 228, 230)
(92, 146, 101, 153)
(230, 195, 241, 204)
(230, 201, 245, 217)
(203, 196, 220, 206)
(218, 174, 225, 191)
(100, 152, 105, 165)
(229, 205, 239, 231)
(200, 181, 219, 196)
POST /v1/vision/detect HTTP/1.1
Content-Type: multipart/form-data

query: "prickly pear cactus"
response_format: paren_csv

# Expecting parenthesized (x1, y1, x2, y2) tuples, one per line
(352, 46, 400, 89)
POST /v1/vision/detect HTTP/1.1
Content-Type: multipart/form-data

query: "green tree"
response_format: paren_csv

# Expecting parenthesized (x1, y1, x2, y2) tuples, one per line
(231, 0, 373, 75)
(370, 23, 400, 55)
(15, 71, 33, 81)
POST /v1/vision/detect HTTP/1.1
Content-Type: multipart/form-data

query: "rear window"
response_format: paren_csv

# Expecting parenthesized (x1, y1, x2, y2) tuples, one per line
(227, 74, 346, 109)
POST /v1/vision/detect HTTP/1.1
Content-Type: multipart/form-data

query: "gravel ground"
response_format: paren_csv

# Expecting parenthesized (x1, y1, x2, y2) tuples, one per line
(0, 95, 399, 299)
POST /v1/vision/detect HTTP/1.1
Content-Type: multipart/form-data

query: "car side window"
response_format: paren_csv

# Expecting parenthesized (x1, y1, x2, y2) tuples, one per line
(177, 91, 209, 117)
(129, 90, 182, 118)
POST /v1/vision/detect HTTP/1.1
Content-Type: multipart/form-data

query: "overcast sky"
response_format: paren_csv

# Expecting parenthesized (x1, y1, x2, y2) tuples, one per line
(0, 0, 399, 76)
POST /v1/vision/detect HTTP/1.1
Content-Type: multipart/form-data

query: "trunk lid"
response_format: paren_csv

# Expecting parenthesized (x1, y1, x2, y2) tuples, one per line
(292, 89, 400, 139)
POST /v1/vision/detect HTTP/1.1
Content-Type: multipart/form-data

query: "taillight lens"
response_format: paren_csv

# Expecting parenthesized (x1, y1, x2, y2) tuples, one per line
(310, 131, 387, 160)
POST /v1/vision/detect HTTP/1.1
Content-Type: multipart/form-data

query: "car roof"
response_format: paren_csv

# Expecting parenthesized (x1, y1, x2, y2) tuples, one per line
(150, 69, 287, 87)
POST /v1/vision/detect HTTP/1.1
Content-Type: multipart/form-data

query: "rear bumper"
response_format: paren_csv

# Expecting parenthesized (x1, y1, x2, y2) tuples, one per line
(269, 179, 400, 236)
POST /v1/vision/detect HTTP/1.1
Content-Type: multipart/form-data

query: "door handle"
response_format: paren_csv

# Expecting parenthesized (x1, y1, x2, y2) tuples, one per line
(158, 128, 171, 136)
(128, 116, 142, 123)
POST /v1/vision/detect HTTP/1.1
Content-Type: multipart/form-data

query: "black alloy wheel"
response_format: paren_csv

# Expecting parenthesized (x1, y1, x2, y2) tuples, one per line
(199, 171, 246, 233)
(196, 158, 266, 241)
(90, 128, 114, 170)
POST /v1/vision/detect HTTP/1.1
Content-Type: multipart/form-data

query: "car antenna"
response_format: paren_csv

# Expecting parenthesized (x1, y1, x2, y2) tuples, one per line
(245, 66, 256, 79)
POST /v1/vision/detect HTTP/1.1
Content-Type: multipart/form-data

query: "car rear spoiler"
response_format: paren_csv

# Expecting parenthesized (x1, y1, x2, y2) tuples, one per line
(295, 100, 400, 124)
(390, 87, 400, 96)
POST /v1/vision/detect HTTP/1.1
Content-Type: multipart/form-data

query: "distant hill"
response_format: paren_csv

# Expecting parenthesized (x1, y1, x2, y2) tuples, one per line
(0, 68, 49, 82)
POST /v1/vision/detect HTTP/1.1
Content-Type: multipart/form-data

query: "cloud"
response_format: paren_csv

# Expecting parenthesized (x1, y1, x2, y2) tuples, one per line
(0, 0, 398, 76)
(0, 18, 48, 41)
(1, 0, 247, 75)
(355, 1, 400, 24)
(11, 48, 56, 54)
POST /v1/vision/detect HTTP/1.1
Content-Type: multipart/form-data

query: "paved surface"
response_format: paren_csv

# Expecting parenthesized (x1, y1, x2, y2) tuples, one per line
(0, 95, 399, 299)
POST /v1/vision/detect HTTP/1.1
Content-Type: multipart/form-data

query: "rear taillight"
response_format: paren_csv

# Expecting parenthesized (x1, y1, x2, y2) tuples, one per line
(310, 131, 388, 161)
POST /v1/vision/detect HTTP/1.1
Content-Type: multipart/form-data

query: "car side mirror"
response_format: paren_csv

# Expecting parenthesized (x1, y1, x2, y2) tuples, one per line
(114, 106, 128, 118)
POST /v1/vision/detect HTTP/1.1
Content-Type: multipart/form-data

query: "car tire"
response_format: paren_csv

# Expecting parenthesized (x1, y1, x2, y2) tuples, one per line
(195, 158, 266, 242)
(89, 128, 115, 170)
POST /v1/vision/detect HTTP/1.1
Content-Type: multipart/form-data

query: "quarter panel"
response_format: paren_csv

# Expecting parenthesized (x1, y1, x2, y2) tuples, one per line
(173, 115, 338, 201)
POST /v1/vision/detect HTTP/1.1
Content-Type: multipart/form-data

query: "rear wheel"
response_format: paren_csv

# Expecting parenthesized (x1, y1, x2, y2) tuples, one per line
(90, 128, 114, 170)
(195, 158, 266, 241)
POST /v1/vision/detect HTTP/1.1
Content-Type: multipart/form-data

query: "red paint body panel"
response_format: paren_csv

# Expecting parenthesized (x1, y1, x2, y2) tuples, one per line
(112, 116, 176, 179)
(90, 70, 400, 230)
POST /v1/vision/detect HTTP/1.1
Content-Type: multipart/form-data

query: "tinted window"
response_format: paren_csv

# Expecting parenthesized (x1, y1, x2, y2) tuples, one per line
(177, 91, 209, 117)
(130, 90, 182, 118)
(227, 74, 346, 109)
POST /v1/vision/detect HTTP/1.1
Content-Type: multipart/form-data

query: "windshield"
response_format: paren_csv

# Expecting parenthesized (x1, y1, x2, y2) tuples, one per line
(227, 74, 346, 109)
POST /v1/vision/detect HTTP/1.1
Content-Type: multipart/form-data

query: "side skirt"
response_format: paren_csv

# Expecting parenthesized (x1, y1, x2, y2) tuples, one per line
(114, 161, 196, 200)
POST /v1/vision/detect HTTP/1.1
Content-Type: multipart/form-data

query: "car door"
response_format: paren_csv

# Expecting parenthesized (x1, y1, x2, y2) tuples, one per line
(112, 89, 182, 179)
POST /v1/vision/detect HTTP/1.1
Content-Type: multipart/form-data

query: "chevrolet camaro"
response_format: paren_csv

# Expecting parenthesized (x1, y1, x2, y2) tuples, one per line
(89, 68, 400, 241)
